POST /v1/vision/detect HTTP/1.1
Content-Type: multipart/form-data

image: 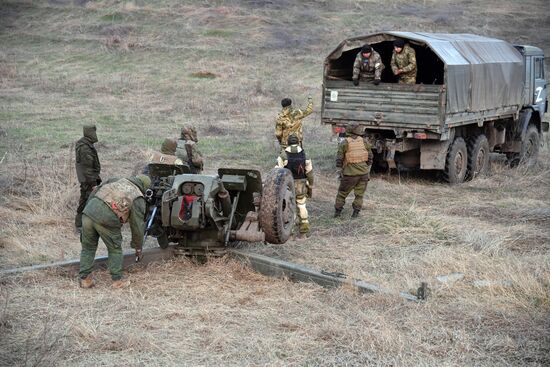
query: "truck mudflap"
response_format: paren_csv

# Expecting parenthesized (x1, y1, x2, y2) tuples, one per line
(374, 137, 451, 170)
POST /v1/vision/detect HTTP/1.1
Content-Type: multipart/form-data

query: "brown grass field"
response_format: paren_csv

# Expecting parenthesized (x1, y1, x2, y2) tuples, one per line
(1, 0, 549, 366)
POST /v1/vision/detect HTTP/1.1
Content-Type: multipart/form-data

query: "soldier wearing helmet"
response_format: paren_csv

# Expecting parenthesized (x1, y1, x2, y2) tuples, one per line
(78, 175, 151, 289)
(275, 96, 313, 150)
(334, 125, 374, 218)
(176, 126, 204, 173)
(142, 138, 186, 176)
(276, 133, 314, 239)
(352, 44, 384, 86)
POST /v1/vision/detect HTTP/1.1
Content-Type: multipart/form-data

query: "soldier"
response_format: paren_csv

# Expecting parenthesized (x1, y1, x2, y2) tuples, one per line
(75, 125, 101, 231)
(352, 44, 384, 86)
(176, 126, 204, 174)
(277, 133, 314, 239)
(334, 125, 374, 218)
(391, 38, 417, 84)
(148, 138, 185, 166)
(142, 138, 185, 176)
(78, 174, 151, 289)
(275, 96, 313, 150)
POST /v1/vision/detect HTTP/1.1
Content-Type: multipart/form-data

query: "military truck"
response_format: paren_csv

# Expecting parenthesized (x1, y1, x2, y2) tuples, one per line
(321, 32, 548, 183)
(143, 164, 296, 257)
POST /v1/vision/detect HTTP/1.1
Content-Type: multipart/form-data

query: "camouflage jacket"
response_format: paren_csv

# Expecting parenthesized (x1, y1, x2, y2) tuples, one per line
(75, 136, 101, 184)
(391, 44, 417, 78)
(175, 140, 203, 173)
(83, 177, 146, 249)
(336, 136, 374, 176)
(352, 50, 384, 81)
(275, 101, 313, 148)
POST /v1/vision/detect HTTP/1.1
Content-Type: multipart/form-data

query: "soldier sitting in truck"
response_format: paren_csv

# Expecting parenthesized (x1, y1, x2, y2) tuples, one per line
(352, 44, 384, 86)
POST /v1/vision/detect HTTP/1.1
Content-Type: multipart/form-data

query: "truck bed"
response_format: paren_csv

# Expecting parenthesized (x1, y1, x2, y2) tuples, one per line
(322, 80, 445, 132)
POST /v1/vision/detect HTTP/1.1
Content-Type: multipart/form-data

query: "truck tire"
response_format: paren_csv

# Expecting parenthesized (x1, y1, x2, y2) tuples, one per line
(259, 168, 296, 244)
(519, 125, 540, 167)
(443, 137, 468, 184)
(157, 232, 169, 249)
(466, 134, 490, 180)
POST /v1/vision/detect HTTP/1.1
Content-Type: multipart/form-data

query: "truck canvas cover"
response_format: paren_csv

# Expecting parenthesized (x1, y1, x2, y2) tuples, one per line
(325, 32, 524, 114)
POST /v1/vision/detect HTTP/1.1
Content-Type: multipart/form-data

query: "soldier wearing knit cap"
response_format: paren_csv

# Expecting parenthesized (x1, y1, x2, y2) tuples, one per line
(391, 38, 417, 84)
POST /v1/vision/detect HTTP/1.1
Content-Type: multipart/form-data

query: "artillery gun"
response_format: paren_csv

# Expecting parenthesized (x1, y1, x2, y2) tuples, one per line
(143, 163, 296, 257)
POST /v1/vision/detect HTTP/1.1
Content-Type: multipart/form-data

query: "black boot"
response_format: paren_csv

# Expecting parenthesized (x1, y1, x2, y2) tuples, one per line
(334, 208, 342, 218)
(351, 209, 360, 218)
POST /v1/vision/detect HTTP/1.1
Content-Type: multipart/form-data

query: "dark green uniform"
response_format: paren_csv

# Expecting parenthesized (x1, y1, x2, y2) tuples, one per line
(335, 133, 374, 213)
(79, 176, 149, 281)
(75, 125, 101, 228)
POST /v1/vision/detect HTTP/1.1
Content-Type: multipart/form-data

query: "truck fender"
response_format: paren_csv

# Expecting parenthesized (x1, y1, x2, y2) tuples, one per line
(518, 109, 533, 140)
(420, 140, 452, 170)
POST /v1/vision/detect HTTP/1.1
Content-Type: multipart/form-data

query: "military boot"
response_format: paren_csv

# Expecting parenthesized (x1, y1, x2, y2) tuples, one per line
(334, 208, 343, 218)
(79, 274, 95, 289)
(112, 277, 131, 289)
(351, 209, 361, 218)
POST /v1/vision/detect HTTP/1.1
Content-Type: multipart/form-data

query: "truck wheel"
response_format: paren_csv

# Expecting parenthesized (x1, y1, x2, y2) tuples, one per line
(259, 168, 296, 244)
(519, 125, 540, 167)
(443, 137, 468, 184)
(466, 134, 490, 180)
(157, 232, 169, 249)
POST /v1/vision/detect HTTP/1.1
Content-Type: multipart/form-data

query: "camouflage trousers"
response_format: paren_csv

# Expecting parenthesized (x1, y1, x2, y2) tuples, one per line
(334, 174, 369, 210)
(295, 180, 309, 234)
(75, 182, 94, 228)
(398, 74, 416, 84)
(79, 214, 124, 280)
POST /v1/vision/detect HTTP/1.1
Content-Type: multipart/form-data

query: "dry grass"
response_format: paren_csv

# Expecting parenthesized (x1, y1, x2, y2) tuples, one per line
(1, 258, 548, 366)
(0, 0, 549, 365)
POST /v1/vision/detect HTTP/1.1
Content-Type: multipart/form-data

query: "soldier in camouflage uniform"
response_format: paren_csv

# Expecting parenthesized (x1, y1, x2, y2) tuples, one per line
(176, 126, 204, 174)
(391, 39, 417, 84)
(276, 133, 314, 239)
(275, 96, 313, 150)
(334, 125, 374, 218)
(75, 125, 101, 230)
(142, 138, 185, 176)
(79, 174, 151, 289)
(352, 44, 384, 86)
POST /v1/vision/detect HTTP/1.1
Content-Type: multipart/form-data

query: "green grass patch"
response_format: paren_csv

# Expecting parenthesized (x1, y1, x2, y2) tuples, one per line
(100, 12, 125, 23)
(204, 29, 233, 37)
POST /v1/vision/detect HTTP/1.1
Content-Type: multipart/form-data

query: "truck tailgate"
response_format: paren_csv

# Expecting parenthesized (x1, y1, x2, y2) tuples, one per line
(322, 80, 444, 132)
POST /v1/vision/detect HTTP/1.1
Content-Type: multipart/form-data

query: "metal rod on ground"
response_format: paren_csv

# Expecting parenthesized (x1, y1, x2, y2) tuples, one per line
(228, 249, 420, 302)
(0, 246, 422, 302)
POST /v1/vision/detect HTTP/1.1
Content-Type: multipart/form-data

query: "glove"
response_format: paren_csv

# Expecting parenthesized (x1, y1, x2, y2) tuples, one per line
(135, 248, 143, 263)
(353, 79, 359, 86)
(96, 178, 102, 186)
(373, 79, 380, 85)
(307, 95, 313, 101)
(307, 186, 313, 199)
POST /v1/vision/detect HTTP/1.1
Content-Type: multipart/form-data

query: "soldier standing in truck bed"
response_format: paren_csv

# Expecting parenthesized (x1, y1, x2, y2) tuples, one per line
(78, 174, 151, 289)
(75, 125, 101, 231)
(276, 133, 314, 239)
(334, 125, 374, 218)
(391, 38, 417, 84)
(352, 44, 384, 86)
(275, 96, 313, 150)
(176, 126, 203, 174)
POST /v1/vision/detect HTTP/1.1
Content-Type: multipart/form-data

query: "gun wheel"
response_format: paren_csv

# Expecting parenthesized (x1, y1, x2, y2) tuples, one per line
(259, 168, 296, 244)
